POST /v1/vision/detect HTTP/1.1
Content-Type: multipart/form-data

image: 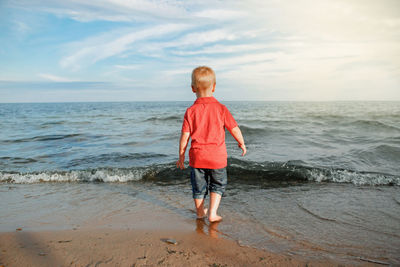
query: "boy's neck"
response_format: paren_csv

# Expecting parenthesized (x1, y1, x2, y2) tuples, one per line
(196, 91, 214, 98)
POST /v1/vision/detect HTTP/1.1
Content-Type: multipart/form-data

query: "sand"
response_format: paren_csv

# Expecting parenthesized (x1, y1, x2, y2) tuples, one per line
(0, 226, 346, 267)
(0, 183, 380, 267)
(1, 222, 382, 267)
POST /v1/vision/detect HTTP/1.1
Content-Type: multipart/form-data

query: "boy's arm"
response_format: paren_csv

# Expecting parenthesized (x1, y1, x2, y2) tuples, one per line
(176, 132, 190, 169)
(229, 126, 246, 156)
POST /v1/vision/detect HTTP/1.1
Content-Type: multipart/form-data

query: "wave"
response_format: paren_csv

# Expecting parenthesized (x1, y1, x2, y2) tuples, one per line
(0, 156, 38, 164)
(367, 144, 400, 160)
(0, 168, 149, 183)
(67, 152, 168, 167)
(144, 115, 181, 122)
(347, 120, 400, 132)
(239, 125, 269, 135)
(40, 120, 67, 126)
(238, 125, 303, 136)
(2, 133, 86, 143)
(345, 144, 400, 172)
(227, 159, 399, 186)
(305, 114, 349, 121)
(303, 167, 398, 186)
(1, 159, 398, 186)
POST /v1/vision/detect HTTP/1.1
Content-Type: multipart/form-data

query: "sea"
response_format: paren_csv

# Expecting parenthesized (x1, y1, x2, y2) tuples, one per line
(1, 101, 399, 265)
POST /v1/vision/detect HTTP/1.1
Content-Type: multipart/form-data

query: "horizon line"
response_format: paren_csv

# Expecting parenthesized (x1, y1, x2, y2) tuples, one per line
(1, 100, 399, 104)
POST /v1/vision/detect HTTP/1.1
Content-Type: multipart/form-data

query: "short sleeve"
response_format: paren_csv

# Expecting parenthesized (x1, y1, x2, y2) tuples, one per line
(181, 110, 191, 133)
(224, 106, 238, 130)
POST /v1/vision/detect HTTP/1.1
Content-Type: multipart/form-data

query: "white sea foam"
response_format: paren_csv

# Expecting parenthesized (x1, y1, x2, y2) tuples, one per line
(0, 169, 148, 184)
(1, 165, 399, 186)
(306, 169, 400, 186)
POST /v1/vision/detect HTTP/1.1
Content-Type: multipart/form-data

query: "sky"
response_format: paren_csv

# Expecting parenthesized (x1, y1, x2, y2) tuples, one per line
(0, 0, 399, 102)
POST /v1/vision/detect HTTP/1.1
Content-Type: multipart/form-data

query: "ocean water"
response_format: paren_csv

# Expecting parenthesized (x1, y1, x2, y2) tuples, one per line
(1, 101, 399, 264)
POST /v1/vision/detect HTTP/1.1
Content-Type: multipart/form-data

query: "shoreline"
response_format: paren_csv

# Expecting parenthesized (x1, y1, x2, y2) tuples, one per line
(1, 182, 393, 266)
(0, 227, 349, 267)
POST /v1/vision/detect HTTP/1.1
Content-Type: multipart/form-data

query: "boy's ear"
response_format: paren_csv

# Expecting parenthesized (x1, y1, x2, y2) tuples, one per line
(191, 85, 196, 93)
(212, 83, 216, 93)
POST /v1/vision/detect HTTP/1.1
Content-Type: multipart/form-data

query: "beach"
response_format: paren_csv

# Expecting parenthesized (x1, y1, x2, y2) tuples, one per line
(0, 182, 321, 267)
(2, 0, 400, 264)
(0, 186, 359, 267)
(0, 182, 396, 266)
(0, 218, 320, 267)
(1, 101, 399, 266)
(3, 228, 297, 267)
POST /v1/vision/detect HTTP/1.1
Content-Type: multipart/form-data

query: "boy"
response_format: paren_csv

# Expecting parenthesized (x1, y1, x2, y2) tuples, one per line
(176, 66, 246, 223)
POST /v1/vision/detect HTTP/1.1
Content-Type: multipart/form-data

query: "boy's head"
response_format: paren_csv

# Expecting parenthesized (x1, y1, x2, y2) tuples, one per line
(191, 66, 216, 93)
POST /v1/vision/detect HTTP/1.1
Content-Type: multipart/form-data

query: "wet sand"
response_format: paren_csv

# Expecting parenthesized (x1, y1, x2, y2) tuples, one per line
(0, 225, 357, 267)
(0, 211, 381, 267)
(0, 227, 291, 267)
(0, 183, 388, 266)
(0, 183, 311, 267)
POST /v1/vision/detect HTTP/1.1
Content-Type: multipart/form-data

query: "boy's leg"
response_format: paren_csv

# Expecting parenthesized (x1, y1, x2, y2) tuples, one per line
(190, 167, 209, 219)
(208, 192, 222, 222)
(208, 168, 227, 222)
(194, 198, 208, 219)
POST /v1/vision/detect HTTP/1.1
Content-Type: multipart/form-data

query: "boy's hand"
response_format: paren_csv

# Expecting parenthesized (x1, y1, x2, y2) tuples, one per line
(176, 155, 185, 169)
(177, 132, 190, 170)
(238, 143, 247, 156)
(229, 126, 246, 156)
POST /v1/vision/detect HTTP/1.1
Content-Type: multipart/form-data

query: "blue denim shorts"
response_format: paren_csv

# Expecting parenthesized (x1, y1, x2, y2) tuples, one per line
(190, 167, 227, 199)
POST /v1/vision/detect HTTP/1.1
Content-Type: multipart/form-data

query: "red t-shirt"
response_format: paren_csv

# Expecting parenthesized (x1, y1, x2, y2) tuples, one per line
(181, 96, 238, 169)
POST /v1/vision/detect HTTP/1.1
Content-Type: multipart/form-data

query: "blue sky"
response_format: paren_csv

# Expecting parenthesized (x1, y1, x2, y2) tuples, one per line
(0, 0, 399, 102)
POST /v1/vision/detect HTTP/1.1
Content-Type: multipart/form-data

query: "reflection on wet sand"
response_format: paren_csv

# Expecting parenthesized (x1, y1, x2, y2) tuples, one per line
(195, 218, 221, 238)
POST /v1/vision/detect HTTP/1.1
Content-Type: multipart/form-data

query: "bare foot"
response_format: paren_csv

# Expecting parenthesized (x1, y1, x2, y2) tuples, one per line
(197, 208, 208, 219)
(208, 214, 222, 223)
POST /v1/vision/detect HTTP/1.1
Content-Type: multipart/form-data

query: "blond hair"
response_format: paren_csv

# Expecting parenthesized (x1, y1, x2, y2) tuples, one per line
(191, 66, 216, 90)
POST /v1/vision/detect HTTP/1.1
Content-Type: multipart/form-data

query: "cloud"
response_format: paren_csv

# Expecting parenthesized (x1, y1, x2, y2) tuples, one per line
(13, 20, 30, 34)
(165, 29, 237, 47)
(38, 73, 76, 82)
(0, 80, 107, 90)
(135, 29, 239, 57)
(2, 0, 400, 101)
(193, 9, 246, 21)
(172, 44, 269, 56)
(244, 0, 400, 42)
(60, 23, 190, 69)
(6, 0, 245, 23)
(114, 64, 140, 70)
(6, 0, 189, 22)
